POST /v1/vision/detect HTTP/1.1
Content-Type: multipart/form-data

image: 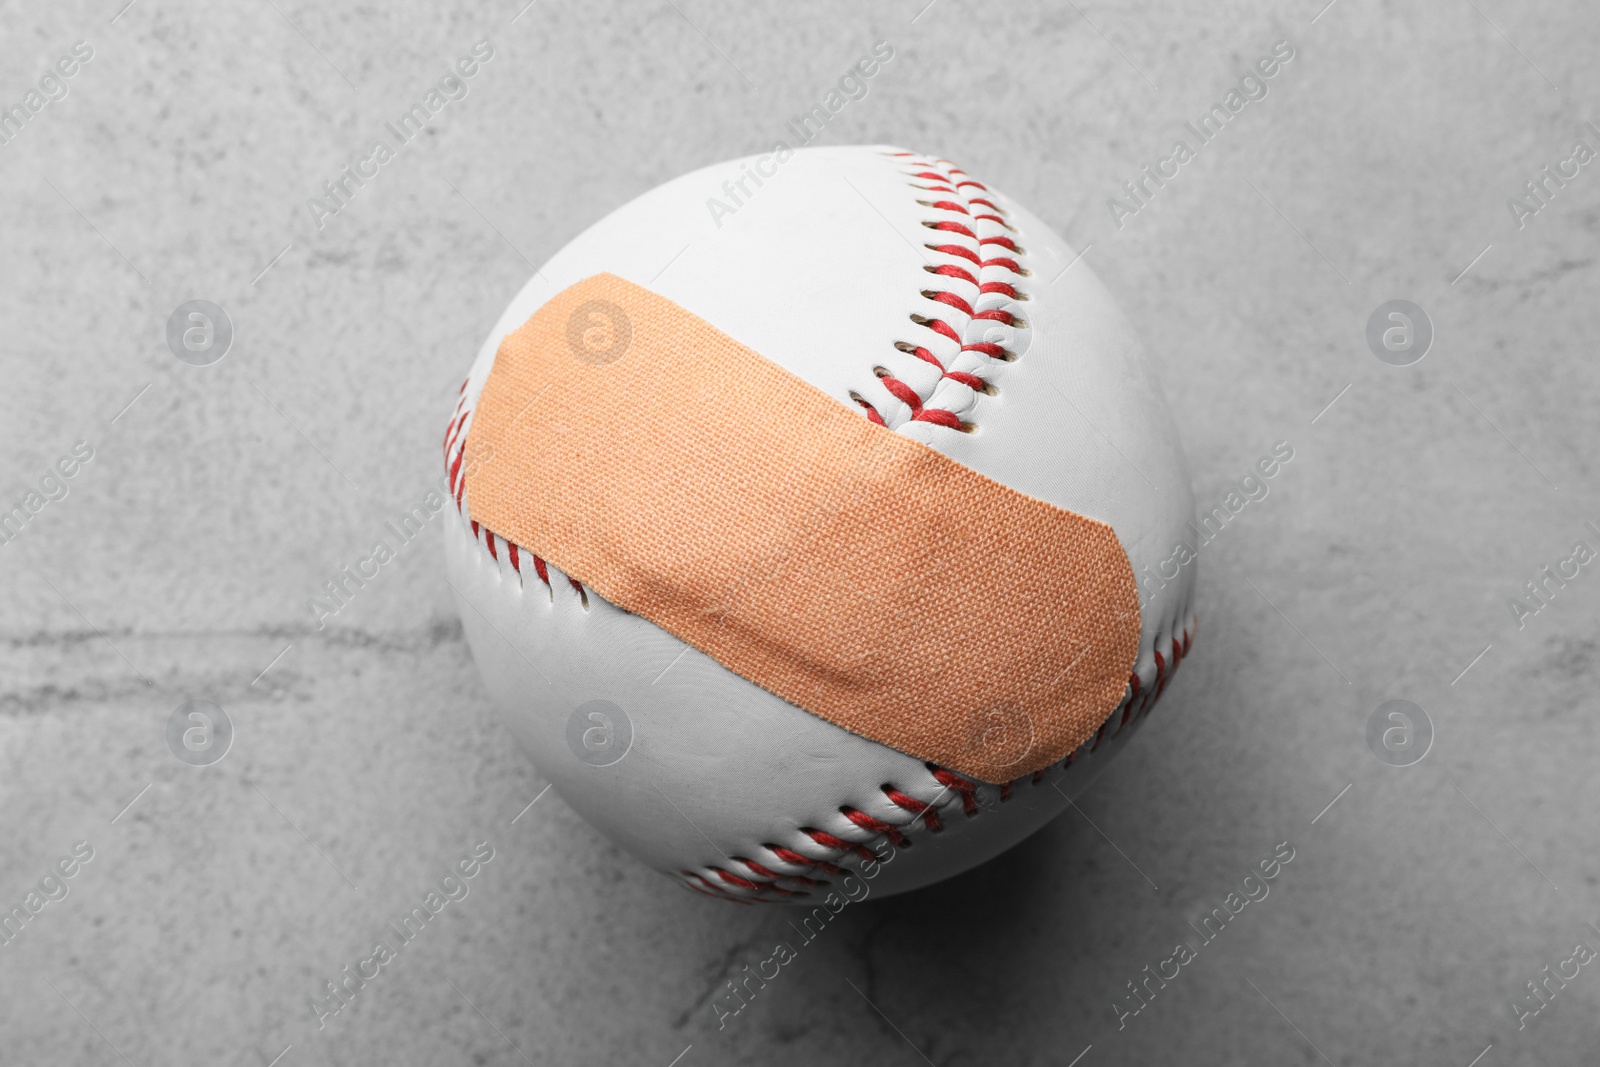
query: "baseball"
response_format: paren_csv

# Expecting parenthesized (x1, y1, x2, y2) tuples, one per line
(443, 144, 1196, 902)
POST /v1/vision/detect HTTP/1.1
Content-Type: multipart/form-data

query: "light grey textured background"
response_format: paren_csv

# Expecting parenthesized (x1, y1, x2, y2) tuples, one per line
(3, 1, 1598, 1064)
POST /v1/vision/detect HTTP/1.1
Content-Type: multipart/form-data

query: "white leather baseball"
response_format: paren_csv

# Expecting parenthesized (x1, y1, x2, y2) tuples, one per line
(443, 145, 1196, 902)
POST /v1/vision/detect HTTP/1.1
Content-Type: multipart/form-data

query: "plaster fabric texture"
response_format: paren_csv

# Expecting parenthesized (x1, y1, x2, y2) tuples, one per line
(464, 273, 1140, 782)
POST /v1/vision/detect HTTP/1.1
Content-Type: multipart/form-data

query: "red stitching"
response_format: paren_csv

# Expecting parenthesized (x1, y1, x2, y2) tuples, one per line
(928, 241, 980, 265)
(873, 362, 965, 429)
(961, 341, 1007, 360)
(929, 263, 978, 286)
(851, 395, 888, 425)
(680, 871, 755, 905)
(766, 844, 842, 876)
(931, 767, 981, 816)
(712, 867, 762, 890)
(803, 828, 875, 864)
(914, 408, 963, 429)
(884, 787, 942, 832)
(735, 856, 820, 887)
(841, 806, 909, 847)
(925, 219, 977, 239)
(1089, 717, 1109, 752)
(711, 866, 802, 896)
(943, 370, 987, 391)
(853, 154, 1031, 433)
(446, 382, 582, 603)
(1116, 686, 1136, 732)
(878, 372, 923, 409)
(678, 612, 1198, 900)
(925, 289, 975, 316)
(915, 316, 962, 346)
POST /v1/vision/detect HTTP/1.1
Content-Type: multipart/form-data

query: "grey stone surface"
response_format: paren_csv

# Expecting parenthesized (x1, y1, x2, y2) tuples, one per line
(2, 0, 1597, 1064)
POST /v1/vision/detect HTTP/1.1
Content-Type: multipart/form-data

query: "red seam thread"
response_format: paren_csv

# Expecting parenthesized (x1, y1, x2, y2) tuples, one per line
(712, 867, 801, 896)
(681, 872, 755, 905)
(842, 807, 909, 846)
(853, 155, 1030, 431)
(767, 845, 842, 876)
(929, 263, 978, 285)
(675, 613, 1196, 899)
(803, 828, 875, 864)
(448, 373, 584, 602)
(926, 290, 976, 317)
(884, 787, 943, 833)
(736, 856, 820, 887)
(929, 242, 980, 265)
(930, 767, 980, 817)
